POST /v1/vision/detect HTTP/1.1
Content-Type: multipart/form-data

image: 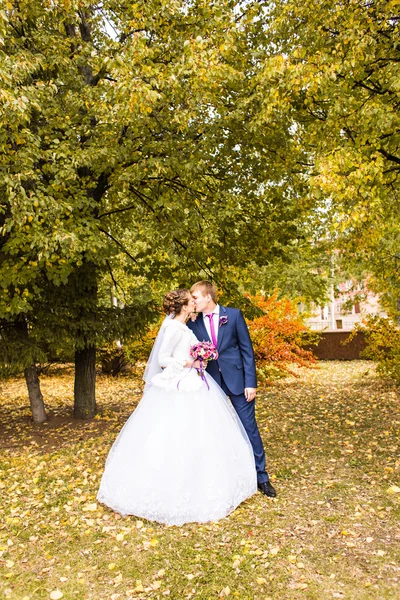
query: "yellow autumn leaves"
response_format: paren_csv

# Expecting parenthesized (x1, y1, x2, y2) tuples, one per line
(1, 361, 400, 599)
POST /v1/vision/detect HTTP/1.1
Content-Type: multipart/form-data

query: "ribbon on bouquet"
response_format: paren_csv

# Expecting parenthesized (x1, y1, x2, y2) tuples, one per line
(176, 359, 210, 391)
(196, 358, 210, 391)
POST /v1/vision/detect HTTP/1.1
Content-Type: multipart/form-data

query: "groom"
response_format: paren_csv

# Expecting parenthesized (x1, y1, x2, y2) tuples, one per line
(187, 281, 276, 497)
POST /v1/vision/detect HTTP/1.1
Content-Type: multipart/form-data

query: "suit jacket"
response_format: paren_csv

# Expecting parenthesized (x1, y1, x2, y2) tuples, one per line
(187, 305, 257, 395)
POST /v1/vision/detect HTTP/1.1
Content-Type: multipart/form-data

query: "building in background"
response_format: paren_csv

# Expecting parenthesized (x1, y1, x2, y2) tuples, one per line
(305, 280, 387, 331)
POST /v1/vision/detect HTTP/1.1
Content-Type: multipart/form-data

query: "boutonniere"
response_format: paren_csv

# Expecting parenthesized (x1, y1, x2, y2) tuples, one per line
(219, 315, 228, 328)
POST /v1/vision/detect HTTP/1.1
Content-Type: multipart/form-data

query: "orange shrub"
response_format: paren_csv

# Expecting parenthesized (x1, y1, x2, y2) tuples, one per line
(245, 292, 318, 383)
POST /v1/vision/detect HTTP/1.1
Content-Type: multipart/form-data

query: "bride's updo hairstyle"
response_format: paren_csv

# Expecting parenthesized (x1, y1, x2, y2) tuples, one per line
(162, 289, 190, 316)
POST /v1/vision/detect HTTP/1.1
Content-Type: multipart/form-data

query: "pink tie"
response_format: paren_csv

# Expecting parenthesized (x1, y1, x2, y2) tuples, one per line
(206, 313, 217, 347)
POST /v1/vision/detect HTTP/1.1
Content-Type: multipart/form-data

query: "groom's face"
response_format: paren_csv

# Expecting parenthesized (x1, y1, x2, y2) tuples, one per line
(191, 290, 210, 313)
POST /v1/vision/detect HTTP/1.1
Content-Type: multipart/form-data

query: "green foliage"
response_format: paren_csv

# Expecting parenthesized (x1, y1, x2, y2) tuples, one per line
(121, 320, 162, 365)
(241, 251, 331, 308)
(0, 3, 306, 331)
(355, 315, 400, 387)
(1, 0, 326, 381)
(98, 319, 162, 375)
(0, 320, 46, 378)
(252, 0, 400, 312)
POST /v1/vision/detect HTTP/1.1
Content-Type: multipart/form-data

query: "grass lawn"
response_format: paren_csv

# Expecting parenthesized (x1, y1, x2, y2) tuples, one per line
(0, 361, 399, 600)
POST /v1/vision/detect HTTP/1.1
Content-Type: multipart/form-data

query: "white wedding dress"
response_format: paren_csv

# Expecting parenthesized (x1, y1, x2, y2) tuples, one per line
(97, 318, 257, 526)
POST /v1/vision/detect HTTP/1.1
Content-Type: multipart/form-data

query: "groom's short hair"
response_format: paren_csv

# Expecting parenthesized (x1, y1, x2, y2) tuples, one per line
(191, 280, 217, 303)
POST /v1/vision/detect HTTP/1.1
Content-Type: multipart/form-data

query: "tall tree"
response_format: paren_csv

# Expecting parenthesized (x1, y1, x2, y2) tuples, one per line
(253, 0, 400, 313)
(1, 1, 320, 418)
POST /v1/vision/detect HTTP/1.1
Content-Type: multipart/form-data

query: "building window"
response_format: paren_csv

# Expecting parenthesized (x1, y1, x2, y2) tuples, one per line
(354, 302, 360, 314)
(336, 319, 343, 329)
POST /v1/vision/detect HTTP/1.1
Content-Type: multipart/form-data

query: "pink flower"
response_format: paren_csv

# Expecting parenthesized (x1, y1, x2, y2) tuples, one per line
(190, 341, 218, 362)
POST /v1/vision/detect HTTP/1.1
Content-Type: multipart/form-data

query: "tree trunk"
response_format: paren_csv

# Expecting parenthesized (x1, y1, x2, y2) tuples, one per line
(24, 363, 47, 424)
(74, 345, 96, 419)
(14, 318, 47, 423)
(71, 260, 98, 418)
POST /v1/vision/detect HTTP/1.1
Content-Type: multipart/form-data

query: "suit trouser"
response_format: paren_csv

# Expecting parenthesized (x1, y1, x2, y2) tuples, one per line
(219, 376, 269, 484)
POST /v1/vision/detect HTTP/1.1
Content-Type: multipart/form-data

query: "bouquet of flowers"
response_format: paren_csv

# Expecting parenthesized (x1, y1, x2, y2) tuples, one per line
(190, 341, 218, 363)
(189, 341, 218, 389)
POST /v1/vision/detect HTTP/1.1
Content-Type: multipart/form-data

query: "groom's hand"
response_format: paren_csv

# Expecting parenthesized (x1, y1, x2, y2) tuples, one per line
(244, 387, 256, 402)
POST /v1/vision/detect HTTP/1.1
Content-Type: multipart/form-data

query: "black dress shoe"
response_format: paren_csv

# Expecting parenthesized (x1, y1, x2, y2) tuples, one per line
(258, 481, 277, 497)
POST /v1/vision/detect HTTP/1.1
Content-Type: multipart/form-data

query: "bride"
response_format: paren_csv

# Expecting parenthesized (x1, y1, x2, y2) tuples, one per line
(97, 289, 257, 526)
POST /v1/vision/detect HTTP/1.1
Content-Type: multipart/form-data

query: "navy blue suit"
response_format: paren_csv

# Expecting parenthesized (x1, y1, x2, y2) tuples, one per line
(187, 306, 269, 484)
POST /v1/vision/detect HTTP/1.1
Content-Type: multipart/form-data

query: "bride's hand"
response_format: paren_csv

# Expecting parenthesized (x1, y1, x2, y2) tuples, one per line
(185, 359, 201, 369)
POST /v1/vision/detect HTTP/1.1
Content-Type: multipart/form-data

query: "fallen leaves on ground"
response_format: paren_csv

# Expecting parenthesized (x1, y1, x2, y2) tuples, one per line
(0, 361, 399, 599)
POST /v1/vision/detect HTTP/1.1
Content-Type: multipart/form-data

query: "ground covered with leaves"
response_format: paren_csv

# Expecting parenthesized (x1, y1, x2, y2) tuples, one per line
(1, 361, 399, 600)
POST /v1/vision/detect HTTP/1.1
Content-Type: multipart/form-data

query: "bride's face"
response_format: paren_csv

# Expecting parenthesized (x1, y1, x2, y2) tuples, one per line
(184, 295, 196, 314)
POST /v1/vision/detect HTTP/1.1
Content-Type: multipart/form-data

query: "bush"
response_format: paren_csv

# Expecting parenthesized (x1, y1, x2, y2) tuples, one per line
(245, 292, 318, 383)
(354, 315, 400, 386)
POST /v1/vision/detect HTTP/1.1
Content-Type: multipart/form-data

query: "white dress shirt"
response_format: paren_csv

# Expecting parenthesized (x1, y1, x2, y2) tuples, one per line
(203, 304, 220, 343)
